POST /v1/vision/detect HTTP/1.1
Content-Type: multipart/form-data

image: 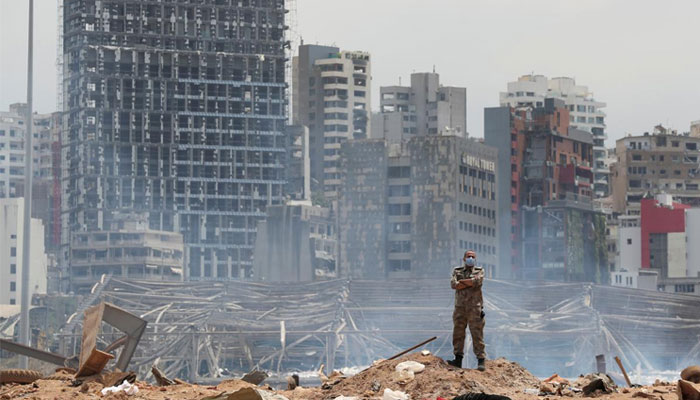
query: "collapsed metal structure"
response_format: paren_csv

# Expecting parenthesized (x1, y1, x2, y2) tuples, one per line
(60, 278, 700, 383)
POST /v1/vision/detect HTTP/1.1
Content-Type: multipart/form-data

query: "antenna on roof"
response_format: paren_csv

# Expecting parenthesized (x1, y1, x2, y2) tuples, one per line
(433, 65, 436, 73)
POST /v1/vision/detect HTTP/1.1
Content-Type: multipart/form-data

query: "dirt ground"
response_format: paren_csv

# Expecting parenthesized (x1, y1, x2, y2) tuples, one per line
(0, 353, 683, 400)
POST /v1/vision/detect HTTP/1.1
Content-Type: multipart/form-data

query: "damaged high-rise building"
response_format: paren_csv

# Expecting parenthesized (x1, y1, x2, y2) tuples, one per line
(338, 135, 498, 279)
(62, 0, 288, 285)
(486, 99, 607, 282)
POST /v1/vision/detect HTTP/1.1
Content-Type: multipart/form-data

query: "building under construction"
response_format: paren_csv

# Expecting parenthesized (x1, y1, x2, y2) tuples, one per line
(61, 0, 288, 287)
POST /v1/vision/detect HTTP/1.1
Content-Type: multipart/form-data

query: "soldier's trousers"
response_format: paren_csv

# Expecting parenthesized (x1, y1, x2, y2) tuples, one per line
(452, 306, 485, 359)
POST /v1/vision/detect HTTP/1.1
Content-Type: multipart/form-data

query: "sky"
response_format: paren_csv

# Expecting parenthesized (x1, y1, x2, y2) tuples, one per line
(2, 0, 699, 145)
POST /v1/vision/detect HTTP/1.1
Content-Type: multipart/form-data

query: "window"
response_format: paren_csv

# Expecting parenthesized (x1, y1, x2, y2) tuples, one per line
(388, 166, 410, 178)
(10, 282, 16, 292)
(388, 204, 411, 216)
(388, 241, 411, 253)
(675, 284, 695, 293)
(388, 259, 411, 271)
(632, 154, 642, 161)
(627, 238, 632, 245)
(388, 185, 410, 197)
(10, 264, 16, 274)
(672, 141, 680, 148)
(10, 247, 16, 257)
(391, 222, 411, 234)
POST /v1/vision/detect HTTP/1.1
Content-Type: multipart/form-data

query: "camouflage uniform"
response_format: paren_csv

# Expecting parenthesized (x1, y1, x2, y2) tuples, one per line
(450, 264, 485, 359)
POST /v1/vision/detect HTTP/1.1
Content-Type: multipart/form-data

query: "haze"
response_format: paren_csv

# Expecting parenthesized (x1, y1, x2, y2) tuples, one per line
(2, 0, 699, 143)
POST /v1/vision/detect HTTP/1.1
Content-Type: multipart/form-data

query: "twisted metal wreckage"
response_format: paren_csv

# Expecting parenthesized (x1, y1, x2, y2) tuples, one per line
(53, 278, 700, 383)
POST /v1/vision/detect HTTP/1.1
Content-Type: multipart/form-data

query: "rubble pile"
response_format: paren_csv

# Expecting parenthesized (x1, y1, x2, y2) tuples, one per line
(283, 353, 539, 400)
(1, 357, 697, 400)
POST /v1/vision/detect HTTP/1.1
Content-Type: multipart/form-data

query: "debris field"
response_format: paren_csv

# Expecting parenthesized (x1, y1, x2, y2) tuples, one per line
(3, 352, 699, 400)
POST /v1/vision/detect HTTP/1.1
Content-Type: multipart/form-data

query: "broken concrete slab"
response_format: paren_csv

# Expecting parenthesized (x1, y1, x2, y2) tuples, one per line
(241, 370, 268, 385)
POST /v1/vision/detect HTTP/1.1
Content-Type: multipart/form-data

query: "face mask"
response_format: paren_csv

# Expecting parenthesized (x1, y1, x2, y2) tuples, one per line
(465, 257, 475, 267)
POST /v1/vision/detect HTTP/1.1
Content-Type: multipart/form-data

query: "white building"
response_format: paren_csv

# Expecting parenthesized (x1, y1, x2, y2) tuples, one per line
(0, 198, 47, 305)
(0, 107, 26, 198)
(292, 44, 371, 204)
(500, 75, 609, 198)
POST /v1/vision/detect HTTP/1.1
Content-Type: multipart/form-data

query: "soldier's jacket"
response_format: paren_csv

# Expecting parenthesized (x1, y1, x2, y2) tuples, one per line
(450, 265, 484, 308)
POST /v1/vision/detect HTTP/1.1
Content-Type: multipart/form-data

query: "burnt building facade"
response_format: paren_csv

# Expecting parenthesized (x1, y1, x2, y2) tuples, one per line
(62, 0, 288, 283)
(338, 135, 498, 279)
(486, 99, 607, 282)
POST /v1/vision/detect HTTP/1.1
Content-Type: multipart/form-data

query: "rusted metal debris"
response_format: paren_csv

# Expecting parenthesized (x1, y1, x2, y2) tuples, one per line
(1, 301, 146, 379)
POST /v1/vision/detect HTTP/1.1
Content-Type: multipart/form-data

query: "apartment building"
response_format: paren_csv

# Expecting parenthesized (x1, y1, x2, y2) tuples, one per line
(611, 125, 700, 215)
(0, 198, 47, 305)
(292, 43, 371, 203)
(373, 72, 466, 143)
(338, 135, 498, 279)
(486, 99, 607, 282)
(500, 75, 609, 197)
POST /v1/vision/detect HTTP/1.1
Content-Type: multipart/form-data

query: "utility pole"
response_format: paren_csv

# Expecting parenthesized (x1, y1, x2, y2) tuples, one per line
(19, 0, 35, 369)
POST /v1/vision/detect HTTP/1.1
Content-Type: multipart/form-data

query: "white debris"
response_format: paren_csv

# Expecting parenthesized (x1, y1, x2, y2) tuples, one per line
(395, 361, 425, 374)
(101, 379, 139, 396)
(421, 350, 431, 356)
(383, 388, 410, 400)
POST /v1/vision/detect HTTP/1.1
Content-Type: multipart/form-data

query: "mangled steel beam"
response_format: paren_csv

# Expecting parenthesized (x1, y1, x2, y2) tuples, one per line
(0, 338, 68, 367)
(75, 302, 147, 377)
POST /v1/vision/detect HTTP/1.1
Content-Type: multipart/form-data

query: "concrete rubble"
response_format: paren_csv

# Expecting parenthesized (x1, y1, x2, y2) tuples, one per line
(2, 352, 697, 400)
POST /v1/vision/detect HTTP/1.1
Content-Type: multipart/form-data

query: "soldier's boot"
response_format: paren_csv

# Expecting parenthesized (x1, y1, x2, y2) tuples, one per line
(477, 358, 486, 371)
(447, 354, 463, 368)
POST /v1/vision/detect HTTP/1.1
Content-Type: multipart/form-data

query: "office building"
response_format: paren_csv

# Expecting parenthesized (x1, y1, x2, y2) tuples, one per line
(338, 135, 498, 279)
(62, 0, 288, 283)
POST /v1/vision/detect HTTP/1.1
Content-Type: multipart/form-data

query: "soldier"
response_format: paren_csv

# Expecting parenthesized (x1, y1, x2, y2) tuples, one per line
(448, 250, 486, 371)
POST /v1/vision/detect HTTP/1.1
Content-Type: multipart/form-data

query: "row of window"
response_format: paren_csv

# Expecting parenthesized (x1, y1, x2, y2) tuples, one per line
(459, 240, 496, 256)
(459, 202, 495, 220)
(458, 221, 495, 237)
(629, 180, 699, 191)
